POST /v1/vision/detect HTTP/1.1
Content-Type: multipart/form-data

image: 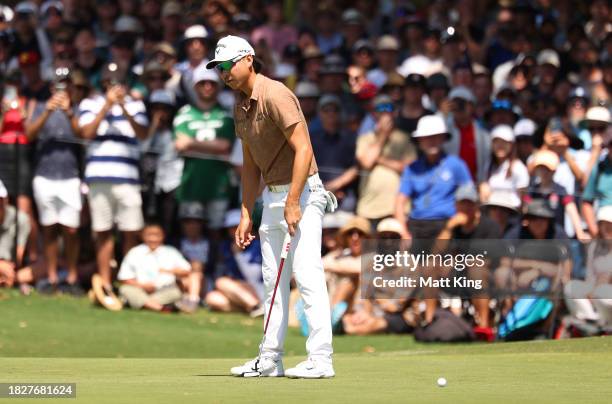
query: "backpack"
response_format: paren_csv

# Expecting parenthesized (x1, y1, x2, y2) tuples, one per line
(414, 309, 475, 343)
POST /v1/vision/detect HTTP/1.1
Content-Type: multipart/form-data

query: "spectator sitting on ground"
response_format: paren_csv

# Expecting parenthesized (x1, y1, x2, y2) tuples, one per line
(564, 206, 612, 327)
(205, 209, 263, 317)
(434, 184, 502, 329)
(0, 179, 32, 294)
(341, 217, 417, 336)
(117, 221, 192, 313)
(482, 190, 521, 236)
(319, 215, 370, 335)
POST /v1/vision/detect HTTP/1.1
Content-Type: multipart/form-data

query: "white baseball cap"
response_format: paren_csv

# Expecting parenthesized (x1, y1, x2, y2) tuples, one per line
(0, 179, 7, 198)
(206, 35, 256, 70)
(193, 65, 220, 85)
(184, 24, 208, 41)
(514, 118, 536, 137)
(491, 124, 515, 142)
(413, 115, 449, 138)
(597, 205, 612, 223)
(584, 106, 611, 125)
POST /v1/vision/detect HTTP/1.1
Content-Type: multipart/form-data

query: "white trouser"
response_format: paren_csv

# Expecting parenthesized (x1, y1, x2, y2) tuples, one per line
(259, 173, 333, 363)
(564, 280, 612, 325)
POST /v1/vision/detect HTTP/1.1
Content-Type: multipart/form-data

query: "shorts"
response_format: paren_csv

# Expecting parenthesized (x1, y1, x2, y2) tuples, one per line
(88, 182, 144, 232)
(33, 176, 82, 228)
(179, 199, 229, 230)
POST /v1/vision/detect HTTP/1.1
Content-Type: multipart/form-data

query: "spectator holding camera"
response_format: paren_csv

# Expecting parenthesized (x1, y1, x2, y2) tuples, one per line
(78, 62, 149, 292)
(356, 95, 415, 230)
(25, 68, 83, 294)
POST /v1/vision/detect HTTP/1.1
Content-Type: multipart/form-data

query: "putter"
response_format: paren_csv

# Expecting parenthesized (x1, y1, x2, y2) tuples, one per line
(243, 232, 292, 377)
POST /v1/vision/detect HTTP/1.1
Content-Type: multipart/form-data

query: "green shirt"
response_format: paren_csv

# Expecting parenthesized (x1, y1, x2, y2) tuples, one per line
(583, 158, 612, 207)
(173, 104, 235, 202)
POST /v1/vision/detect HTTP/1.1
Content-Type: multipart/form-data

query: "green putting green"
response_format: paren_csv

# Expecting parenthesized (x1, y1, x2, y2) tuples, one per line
(1, 290, 611, 403)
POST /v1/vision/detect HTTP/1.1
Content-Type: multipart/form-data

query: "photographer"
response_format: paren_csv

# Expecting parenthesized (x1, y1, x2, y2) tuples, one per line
(78, 62, 149, 296)
(25, 68, 83, 295)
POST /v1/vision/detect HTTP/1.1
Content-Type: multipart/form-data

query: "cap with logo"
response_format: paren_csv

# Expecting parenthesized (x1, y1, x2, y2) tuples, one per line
(206, 35, 257, 70)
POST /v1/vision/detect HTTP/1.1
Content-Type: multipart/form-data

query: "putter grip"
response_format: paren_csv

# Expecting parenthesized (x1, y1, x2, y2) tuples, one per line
(280, 233, 291, 259)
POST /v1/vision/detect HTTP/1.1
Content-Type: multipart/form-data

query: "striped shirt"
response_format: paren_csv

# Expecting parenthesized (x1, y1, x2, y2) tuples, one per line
(78, 94, 148, 184)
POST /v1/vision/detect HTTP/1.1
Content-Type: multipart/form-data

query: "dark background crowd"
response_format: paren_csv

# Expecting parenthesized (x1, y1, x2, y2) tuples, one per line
(0, 0, 611, 340)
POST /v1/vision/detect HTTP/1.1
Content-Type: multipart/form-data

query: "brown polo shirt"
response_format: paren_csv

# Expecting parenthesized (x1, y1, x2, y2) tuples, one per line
(234, 74, 318, 185)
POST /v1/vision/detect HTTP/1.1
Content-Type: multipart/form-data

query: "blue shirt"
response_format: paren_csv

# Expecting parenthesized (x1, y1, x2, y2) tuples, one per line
(399, 154, 472, 220)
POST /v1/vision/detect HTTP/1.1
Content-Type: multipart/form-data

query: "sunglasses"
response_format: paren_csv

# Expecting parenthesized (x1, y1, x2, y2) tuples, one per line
(215, 60, 236, 72)
(375, 103, 394, 113)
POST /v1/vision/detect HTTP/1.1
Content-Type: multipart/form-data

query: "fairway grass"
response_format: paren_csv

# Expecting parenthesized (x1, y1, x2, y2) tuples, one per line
(2, 290, 612, 403)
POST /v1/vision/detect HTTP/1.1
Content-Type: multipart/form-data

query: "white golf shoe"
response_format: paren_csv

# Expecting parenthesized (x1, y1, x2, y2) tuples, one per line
(285, 358, 335, 379)
(230, 357, 284, 377)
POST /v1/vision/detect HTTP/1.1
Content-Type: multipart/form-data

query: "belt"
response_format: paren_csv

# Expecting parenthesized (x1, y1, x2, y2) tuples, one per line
(268, 173, 322, 193)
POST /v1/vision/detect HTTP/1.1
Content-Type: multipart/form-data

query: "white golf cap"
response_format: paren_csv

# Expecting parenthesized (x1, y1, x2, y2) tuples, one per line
(597, 205, 612, 223)
(206, 35, 255, 69)
(584, 106, 611, 124)
(184, 24, 208, 40)
(491, 124, 515, 142)
(193, 65, 220, 84)
(514, 118, 536, 137)
(223, 209, 242, 228)
(0, 179, 7, 198)
(413, 115, 449, 138)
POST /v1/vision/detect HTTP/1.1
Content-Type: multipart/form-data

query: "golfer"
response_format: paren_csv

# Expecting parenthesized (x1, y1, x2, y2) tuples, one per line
(206, 36, 336, 378)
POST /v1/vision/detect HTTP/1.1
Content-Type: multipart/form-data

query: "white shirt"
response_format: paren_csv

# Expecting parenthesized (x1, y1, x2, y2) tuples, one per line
(117, 244, 191, 289)
(486, 159, 529, 208)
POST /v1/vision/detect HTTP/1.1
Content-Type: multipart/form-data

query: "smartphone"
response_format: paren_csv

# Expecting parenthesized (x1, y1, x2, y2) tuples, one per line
(3, 85, 18, 109)
(548, 117, 563, 133)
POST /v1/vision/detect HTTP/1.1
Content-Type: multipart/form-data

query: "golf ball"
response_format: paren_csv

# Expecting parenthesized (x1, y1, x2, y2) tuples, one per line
(437, 377, 447, 387)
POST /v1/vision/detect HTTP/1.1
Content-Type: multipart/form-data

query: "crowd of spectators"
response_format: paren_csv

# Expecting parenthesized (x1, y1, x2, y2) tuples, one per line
(0, 0, 611, 338)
